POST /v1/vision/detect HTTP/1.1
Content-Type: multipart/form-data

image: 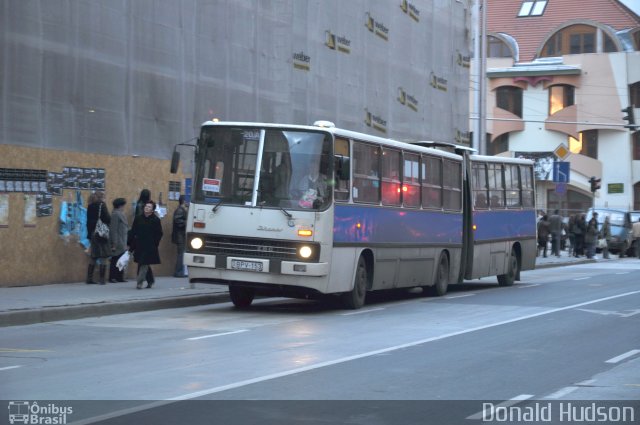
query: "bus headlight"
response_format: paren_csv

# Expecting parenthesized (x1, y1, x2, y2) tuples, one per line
(191, 237, 204, 250)
(299, 245, 313, 259)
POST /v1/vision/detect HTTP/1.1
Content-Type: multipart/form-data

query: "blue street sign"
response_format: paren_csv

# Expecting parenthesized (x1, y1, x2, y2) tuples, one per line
(553, 161, 570, 183)
(555, 183, 566, 194)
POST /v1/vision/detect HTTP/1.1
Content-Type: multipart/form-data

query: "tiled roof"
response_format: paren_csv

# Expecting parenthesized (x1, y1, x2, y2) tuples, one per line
(487, 0, 640, 62)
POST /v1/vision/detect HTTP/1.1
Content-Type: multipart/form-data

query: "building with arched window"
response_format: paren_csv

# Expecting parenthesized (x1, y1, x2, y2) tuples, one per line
(477, 0, 640, 214)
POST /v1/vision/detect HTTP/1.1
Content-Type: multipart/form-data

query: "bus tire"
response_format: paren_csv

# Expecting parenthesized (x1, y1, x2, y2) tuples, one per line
(229, 286, 255, 308)
(342, 256, 367, 309)
(498, 249, 518, 287)
(427, 253, 449, 296)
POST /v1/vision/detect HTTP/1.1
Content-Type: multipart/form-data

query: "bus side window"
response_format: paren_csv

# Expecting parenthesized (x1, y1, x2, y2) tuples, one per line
(505, 164, 521, 207)
(353, 142, 380, 204)
(488, 163, 505, 208)
(443, 160, 462, 211)
(334, 137, 350, 201)
(421, 155, 442, 209)
(520, 165, 535, 207)
(381, 148, 401, 206)
(472, 163, 488, 209)
(403, 152, 420, 208)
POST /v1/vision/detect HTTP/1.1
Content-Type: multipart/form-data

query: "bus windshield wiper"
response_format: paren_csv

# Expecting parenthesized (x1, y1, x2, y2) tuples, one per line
(279, 207, 293, 219)
(212, 199, 224, 213)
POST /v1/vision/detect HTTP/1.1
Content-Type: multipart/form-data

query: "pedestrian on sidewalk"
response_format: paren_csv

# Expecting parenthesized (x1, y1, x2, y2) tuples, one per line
(109, 198, 129, 282)
(549, 209, 563, 257)
(585, 212, 599, 259)
(172, 195, 188, 277)
(134, 188, 155, 286)
(86, 191, 111, 285)
(537, 214, 550, 257)
(567, 214, 576, 256)
(633, 218, 640, 259)
(600, 215, 611, 259)
(574, 214, 586, 257)
(129, 200, 163, 289)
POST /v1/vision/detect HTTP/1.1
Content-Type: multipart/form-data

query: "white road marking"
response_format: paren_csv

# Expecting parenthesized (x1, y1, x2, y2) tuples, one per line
(615, 272, 630, 275)
(573, 277, 591, 281)
(340, 307, 385, 316)
(0, 365, 22, 371)
(605, 349, 640, 364)
(517, 284, 540, 289)
(445, 294, 475, 299)
(544, 386, 578, 399)
(467, 394, 534, 419)
(168, 290, 640, 400)
(185, 330, 249, 341)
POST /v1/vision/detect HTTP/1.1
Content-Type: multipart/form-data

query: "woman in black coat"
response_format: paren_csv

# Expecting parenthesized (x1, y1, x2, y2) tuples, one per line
(129, 200, 163, 289)
(86, 191, 111, 284)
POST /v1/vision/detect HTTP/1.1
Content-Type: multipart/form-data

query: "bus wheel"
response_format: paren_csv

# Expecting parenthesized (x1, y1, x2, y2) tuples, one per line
(498, 249, 518, 287)
(427, 253, 449, 296)
(229, 286, 255, 308)
(342, 256, 367, 309)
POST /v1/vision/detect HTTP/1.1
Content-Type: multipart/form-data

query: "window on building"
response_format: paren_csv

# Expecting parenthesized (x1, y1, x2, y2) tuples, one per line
(403, 152, 421, 208)
(549, 85, 575, 115)
(633, 131, 640, 161)
(540, 25, 618, 57)
(630, 82, 640, 110)
(635, 182, 640, 210)
(634, 31, 640, 51)
(517, 1, 547, 17)
(496, 86, 523, 117)
(421, 156, 442, 209)
(568, 130, 598, 159)
(487, 133, 509, 156)
(570, 33, 595, 54)
(488, 36, 512, 58)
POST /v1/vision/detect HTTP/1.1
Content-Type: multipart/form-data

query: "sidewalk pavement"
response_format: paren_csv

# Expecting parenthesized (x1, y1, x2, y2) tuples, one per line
(0, 252, 599, 327)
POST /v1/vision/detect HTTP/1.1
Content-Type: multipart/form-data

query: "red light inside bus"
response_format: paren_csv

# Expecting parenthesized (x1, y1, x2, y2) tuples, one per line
(194, 222, 206, 228)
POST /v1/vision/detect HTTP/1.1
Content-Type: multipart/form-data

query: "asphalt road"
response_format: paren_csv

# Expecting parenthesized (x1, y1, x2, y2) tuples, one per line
(1, 260, 639, 424)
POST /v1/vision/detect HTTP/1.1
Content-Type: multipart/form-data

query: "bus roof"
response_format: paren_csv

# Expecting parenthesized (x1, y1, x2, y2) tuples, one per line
(200, 120, 463, 161)
(471, 154, 534, 166)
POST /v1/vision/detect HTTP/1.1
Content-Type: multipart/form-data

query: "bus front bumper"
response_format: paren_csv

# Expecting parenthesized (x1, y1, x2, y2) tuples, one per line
(185, 253, 329, 277)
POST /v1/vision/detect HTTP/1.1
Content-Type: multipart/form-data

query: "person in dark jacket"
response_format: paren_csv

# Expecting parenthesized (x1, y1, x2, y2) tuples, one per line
(172, 195, 188, 277)
(537, 214, 550, 257)
(109, 198, 129, 282)
(86, 191, 111, 284)
(134, 188, 155, 284)
(129, 200, 163, 289)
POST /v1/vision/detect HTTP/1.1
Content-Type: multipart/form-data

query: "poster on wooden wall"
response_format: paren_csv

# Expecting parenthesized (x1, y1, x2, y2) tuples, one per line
(0, 195, 8, 227)
(24, 195, 37, 227)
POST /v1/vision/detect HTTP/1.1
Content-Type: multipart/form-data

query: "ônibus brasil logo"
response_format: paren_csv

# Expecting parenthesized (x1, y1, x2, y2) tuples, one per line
(8, 401, 73, 424)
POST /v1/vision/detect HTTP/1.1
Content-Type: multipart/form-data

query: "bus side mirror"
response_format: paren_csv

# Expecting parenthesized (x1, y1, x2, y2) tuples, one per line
(336, 156, 350, 180)
(170, 150, 180, 174)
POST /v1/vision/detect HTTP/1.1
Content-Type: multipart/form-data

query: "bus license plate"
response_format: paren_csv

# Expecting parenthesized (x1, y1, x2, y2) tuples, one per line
(230, 259, 264, 272)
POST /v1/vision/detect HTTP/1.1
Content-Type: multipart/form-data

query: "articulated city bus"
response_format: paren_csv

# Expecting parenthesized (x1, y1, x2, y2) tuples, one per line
(171, 120, 536, 309)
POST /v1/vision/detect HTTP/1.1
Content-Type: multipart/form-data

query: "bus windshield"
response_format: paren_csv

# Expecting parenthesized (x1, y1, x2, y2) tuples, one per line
(195, 126, 333, 210)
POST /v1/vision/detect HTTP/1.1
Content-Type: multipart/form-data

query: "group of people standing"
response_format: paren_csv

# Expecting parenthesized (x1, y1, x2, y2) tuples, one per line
(85, 189, 187, 289)
(537, 210, 611, 260)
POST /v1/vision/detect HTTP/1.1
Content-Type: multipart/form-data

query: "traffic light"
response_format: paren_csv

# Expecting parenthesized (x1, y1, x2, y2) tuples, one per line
(589, 176, 601, 193)
(622, 105, 636, 130)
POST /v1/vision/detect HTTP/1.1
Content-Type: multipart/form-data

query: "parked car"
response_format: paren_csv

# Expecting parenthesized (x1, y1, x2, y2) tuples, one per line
(630, 211, 640, 255)
(586, 208, 634, 256)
